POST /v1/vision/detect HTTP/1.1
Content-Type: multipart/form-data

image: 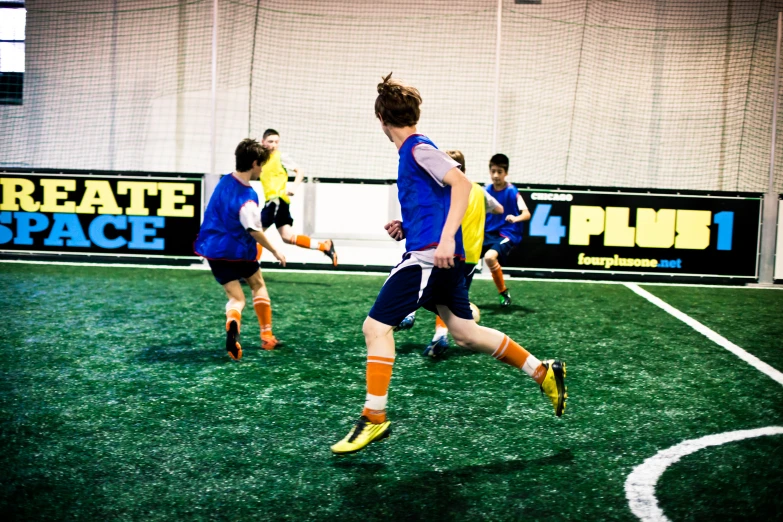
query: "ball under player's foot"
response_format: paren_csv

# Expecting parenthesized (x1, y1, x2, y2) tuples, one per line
(331, 416, 392, 455)
(261, 335, 281, 351)
(394, 311, 416, 332)
(323, 239, 338, 267)
(540, 359, 567, 416)
(422, 334, 449, 358)
(226, 320, 242, 360)
(499, 289, 512, 308)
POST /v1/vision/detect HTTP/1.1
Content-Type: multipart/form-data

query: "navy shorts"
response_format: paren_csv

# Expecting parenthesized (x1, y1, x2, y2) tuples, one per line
(207, 259, 259, 285)
(368, 251, 474, 327)
(481, 232, 517, 265)
(261, 199, 294, 229)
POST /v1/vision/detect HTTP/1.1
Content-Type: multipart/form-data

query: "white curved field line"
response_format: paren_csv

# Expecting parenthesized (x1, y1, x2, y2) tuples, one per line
(625, 427, 783, 522)
(623, 282, 783, 521)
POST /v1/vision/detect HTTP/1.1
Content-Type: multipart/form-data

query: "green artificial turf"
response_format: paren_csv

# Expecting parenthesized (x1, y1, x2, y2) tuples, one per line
(0, 264, 781, 521)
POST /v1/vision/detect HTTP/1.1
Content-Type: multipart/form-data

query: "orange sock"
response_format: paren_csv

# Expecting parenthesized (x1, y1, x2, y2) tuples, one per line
(292, 235, 311, 249)
(492, 335, 547, 384)
(252, 296, 272, 338)
(435, 315, 447, 330)
(226, 307, 242, 333)
(292, 235, 330, 252)
(362, 355, 394, 423)
(487, 259, 507, 293)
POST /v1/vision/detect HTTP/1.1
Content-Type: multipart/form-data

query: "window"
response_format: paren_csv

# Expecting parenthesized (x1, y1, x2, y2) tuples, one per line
(0, 1, 25, 105)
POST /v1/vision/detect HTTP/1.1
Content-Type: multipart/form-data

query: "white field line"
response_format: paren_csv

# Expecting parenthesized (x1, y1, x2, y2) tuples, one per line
(624, 283, 783, 386)
(624, 282, 783, 521)
(625, 427, 783, 522)
(3, 259, 783, 289)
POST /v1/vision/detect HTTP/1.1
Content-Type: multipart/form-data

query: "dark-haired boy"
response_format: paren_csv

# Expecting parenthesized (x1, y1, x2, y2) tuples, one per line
(195, 138, 287, 358)
(258, 129, 338, 266)
(482, 154, 531, 307)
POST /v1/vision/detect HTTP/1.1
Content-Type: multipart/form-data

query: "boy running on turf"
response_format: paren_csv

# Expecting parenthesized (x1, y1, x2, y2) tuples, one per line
(195, 138, 287, 359)
(330, 74, 567, 455)
(258, 129, 338, 266)
(396, 150, 505, 358)
(482, 154, 531, 307)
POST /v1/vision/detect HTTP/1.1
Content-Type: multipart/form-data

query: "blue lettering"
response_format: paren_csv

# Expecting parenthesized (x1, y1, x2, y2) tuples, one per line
(44, 213, 91, 247)
(14, 212, 49, 245)
(529, 204, 567, 244)
(0, 212, 11, 244)
(128, 216, 164, 250)
(89, 215, 128, 249)
(713, 211, 734, 251)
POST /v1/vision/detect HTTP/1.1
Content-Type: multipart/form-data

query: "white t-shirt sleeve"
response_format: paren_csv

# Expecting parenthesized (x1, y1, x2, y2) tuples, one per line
(411, 144, 460, 186)
(484, 191, 501, 213)
(239, 200, 264, 231)
(517, 193, 529, 212)
(280, 152, 299, 172)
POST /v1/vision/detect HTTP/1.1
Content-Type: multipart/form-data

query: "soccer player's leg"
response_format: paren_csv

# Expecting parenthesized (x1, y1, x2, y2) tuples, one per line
(483, 239, 511, 307)
(423, 315, 449, 357)
(331, 316, 394, 455)
(277, 201, 338, 266)
(221, 280, 245, 361)
(331, 257, 425, 454)
(245, 268, 279, 350)
(437, 292, 566, 416)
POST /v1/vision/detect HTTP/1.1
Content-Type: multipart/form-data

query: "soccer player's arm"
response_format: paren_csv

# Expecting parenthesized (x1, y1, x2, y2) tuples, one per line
(282, 153, 304, 197)
(239, 201, 286, 266)
(484, 191, 504, 215)
(505, 193, 531, 223)
(412, 144, 467, 267)
(436, 168, 471, 268)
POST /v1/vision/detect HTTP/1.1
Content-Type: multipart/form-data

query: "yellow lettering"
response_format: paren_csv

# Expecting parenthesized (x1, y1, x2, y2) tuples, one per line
(604, 207, 635, 247)
(117, 182, 158, 216)
(569, 206, 605, 245)
(675, 210, 711, 250)
(75, 180, 123, 214)
(636, 208, 675, 248)
(0, 178, 40, 211)
(39, 179, 76, 213)
(157, 182, 195, 218)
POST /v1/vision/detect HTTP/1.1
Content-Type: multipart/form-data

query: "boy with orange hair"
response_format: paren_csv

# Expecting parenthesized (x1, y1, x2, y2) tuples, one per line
(330, 74, 567, 455)
(259, 129, 338, 266)
(195, 138, 287, 358)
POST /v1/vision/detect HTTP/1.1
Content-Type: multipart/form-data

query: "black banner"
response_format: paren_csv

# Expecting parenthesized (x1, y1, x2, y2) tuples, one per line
(0, 172, 202, 258)
(505, 188, 761, 278)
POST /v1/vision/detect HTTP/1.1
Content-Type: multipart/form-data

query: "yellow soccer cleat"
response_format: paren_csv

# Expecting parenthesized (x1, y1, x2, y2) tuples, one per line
(540, 360, 567, 417)
(331, 416, 392, 455)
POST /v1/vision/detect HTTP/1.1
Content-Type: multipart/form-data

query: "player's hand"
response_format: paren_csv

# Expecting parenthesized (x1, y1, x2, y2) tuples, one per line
(273, 250, 287, 267)
(384, 220, 405, 241)
(434, 237, 455, 268)
(505, 215, 517, 223)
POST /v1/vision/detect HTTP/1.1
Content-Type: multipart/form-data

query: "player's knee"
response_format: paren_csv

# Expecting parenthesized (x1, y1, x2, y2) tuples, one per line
(362, 316, 391, 341)
(449, 322, 480, 350)
(484, 250, 498, 263)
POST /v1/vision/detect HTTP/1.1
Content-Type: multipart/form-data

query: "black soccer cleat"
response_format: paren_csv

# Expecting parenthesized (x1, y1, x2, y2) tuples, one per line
(324, 240, 338, 267)
(499, 289, 512, 308)
(226, 320, 242, 361)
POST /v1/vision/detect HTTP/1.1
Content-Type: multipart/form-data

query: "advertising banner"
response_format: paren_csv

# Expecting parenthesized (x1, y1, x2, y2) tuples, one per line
(505, 188, 762, 278)
(0, 171, 203, 259)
